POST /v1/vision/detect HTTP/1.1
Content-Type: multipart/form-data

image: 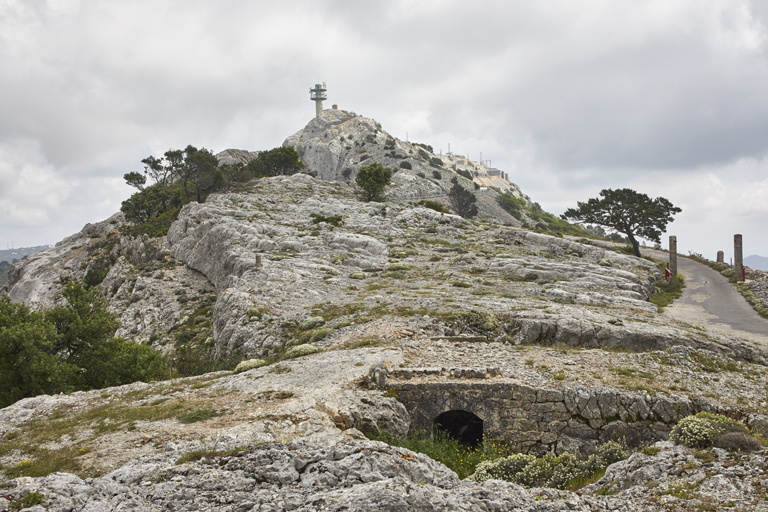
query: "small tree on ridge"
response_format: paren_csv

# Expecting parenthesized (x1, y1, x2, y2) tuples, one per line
(448, 183, 478, 218)
(562, 188, 681, 257)
(355, 163, 392, 201)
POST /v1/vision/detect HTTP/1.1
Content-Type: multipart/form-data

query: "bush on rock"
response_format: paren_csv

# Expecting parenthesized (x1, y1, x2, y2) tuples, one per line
(300, 316, 326, 331)
(233, 359, 268, 374)
(670, 412, 755, 449)
(284, 344, 319, 359)
(470, 441, 627, 489)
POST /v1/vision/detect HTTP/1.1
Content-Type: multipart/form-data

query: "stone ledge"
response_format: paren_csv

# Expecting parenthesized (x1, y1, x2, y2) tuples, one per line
(385, 367, 501, 381)
(429, 335, 488, 343)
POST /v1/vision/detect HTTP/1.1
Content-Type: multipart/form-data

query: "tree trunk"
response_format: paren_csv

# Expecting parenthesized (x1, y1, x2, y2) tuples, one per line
(626, 232, 641, 257)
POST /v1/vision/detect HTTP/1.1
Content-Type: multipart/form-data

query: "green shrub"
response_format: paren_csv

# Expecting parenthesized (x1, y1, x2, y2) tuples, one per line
(349, 271, 366, 279)
(284, 344, 319, 359)
(309, 329, 331, 343)
(247, 307, 264, 321)
(417, 200, 449, 214)
(432, 170, 442, 179)
(456, 169, 473, 180)
(670, 412, 749, 449)
(387, 262, 411, 271)
(399, 161, 412, 170)
(310, 213, 343, 228)
(178, 408, 220, 424)
(382, 270, 407, 279)
(366, 430, 511, 479)
(300, 316, 326, 331)
(10, 491, 42, 509)
(0, 283, 170, 408)
(471, 441, 626, 490)
(356, 163, 392, 202)
(233, 359, 268, 374)
(463, 310, 499, 331)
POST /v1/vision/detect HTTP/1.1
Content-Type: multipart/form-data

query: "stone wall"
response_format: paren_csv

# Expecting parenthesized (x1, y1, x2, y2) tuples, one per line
(376, 367, 716, 456)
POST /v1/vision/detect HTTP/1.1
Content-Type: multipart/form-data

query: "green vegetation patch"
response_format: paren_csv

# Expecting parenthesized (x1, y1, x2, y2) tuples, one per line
(670, 412, 758, 451)
(366, 430, 512, 479)
(471, 441, 626, 490)
(310, 213, 343, 228)
(0, 283, 170, 409)
(284, 344, 319, 359)
(178, 408, 221, 424)
(416, 200, 449, 214)
(234, 359, 268, 374)
(649, 274, 685, 312)
(462, 309, 500, 332)
(736, 283, 768, 319)
(1, 396, 224, 479)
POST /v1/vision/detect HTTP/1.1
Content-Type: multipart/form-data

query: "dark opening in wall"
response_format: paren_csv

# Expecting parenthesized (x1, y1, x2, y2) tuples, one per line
(434, 410, 483, 447)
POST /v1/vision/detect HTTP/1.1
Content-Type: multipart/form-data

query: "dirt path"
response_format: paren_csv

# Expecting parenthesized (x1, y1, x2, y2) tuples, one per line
(641, 248, 768, 346)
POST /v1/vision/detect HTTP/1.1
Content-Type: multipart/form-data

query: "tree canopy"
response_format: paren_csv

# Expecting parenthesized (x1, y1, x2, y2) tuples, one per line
(448, 183, 478, 218)
(355, 163, 392, 201)
(245, 147, 306, 177)
(0, 282, 169, 408)
(121, 145, 306, 237)
(562, 188, 682, 257)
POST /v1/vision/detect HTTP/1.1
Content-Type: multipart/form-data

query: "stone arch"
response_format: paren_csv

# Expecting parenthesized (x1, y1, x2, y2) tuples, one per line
(434, 410, 484, 447)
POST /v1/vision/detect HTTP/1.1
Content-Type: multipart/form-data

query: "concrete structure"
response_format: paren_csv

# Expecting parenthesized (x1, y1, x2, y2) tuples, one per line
(669, 236, 677, 277)
(717, 251, 724, 263)
(376, 368, 707, 456)
(486, 169, 509, 181)
(735, 234, 744, 283)
(309, 83, 327, 118)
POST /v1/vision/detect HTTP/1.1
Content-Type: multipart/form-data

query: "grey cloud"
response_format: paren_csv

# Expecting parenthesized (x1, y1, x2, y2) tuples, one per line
(1, 0, 767, 255)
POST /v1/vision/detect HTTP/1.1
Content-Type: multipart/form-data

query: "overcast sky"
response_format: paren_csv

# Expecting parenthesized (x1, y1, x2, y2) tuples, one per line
(2, 0, 767, 260)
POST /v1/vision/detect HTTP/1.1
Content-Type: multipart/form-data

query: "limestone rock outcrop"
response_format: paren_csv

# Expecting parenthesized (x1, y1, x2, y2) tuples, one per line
(282, 109, 528, 205)
(5, 439, 768, 511)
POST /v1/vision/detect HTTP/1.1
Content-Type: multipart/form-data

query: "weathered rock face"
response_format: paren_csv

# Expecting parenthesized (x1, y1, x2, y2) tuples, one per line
(5, 171, 763, 371)
(749, 275, 768, 309)
(4, 212, 125, 309)
(282, 109, 528, 204)
(5, 113, 768, 510)
(5, 439, 768, 511)
(214, 148, 261, 166)
(158, 173, 693, 362)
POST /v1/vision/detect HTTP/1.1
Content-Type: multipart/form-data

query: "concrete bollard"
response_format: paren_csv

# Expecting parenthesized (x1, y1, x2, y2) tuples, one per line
(716, 251, 724, 263)
(669, 236, 677, 277)
(255, 254, 262, 269)
(734, 234, 743, 283)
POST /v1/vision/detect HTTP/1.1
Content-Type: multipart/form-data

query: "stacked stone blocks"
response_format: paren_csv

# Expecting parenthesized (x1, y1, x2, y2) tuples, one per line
(379, 368, 709, 455)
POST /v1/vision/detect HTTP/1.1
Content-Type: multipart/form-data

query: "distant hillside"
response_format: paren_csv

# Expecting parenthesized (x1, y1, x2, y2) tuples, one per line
(0, 260, 10, 288)
(0, 245, 51, 263)
(745, 254, 768, 271)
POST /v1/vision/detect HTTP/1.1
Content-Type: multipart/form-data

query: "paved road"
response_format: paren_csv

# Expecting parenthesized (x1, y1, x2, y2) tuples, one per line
(641, 248, 768, 345)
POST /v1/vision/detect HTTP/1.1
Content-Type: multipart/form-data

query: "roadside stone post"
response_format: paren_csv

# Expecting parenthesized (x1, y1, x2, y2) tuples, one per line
(669, 236, 677, 277)
(717, 251, 724, 263)
(255, 253, 263, 269)
(734, 234, 743, 283)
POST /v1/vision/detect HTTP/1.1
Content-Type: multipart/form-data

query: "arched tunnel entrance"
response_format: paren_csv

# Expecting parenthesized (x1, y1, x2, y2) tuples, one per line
(433, 410, 484, 447)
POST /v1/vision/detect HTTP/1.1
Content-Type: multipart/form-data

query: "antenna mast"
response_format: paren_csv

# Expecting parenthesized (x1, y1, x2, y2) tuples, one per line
(309, 82, 327, 118)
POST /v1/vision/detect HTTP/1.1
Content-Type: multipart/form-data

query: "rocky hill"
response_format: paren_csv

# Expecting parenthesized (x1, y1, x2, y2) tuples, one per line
(2, 114, 768, 510)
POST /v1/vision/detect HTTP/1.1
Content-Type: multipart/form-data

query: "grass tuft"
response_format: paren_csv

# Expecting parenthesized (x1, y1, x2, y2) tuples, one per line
(178, 408, 221, 424)
(650, 275, 685, 312)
